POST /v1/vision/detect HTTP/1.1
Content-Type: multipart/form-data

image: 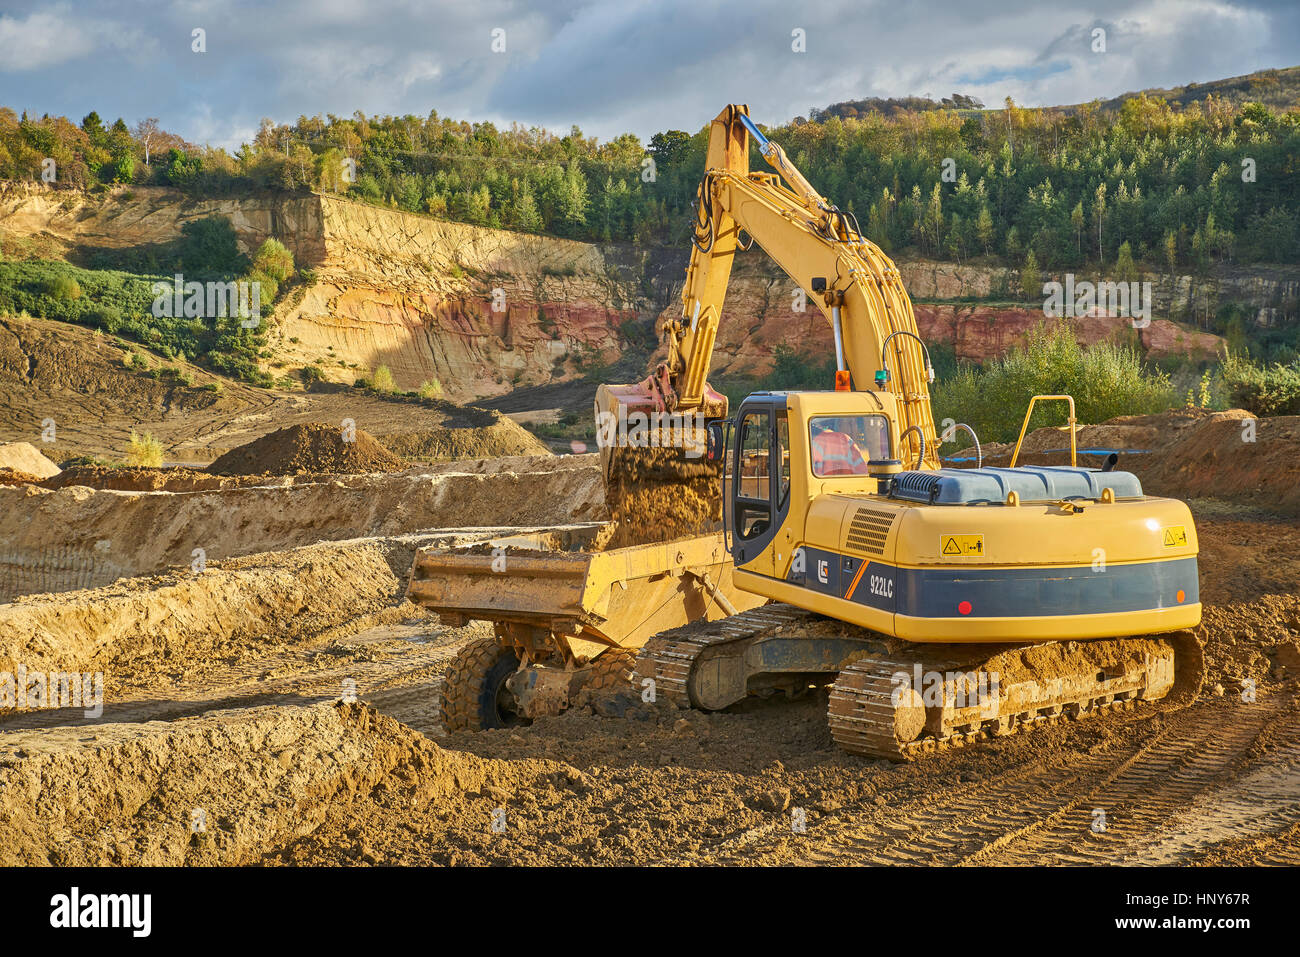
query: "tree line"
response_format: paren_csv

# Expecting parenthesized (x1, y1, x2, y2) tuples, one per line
(2, 91, 1298, 268)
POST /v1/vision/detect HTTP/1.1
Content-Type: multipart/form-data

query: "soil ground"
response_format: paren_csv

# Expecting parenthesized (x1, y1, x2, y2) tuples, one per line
(0, 404, 1297, 866)
(0, 315, 547, 464)
(1, 498, 1296, 866)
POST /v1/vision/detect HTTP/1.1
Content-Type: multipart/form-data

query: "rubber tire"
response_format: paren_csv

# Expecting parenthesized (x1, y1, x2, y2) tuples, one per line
(581, 649, 635, 692)
(440, 636, 524, 732)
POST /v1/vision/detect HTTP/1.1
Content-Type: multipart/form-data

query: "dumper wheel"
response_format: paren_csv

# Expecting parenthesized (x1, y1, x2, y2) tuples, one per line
(440, 636, 525, 732)
(581, 649, 635, 692)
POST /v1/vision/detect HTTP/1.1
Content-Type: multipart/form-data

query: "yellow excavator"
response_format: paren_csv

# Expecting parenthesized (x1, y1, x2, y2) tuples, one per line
(595, 105, 1204, 758)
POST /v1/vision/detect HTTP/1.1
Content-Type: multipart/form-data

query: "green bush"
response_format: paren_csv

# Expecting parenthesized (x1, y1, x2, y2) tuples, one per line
(1220, 354, 1300, 415)
(370, 364, 396, 393)
(417, 378, 443, 399)
(89, 303, 123, 332)
(42, 273, 82, 301)
(301, 364, 325, 386)
(125, 430, 163, 467)
(251, 238, 295, 283)
(243, 268, 278, 307)
(932, 322, 1176, 446)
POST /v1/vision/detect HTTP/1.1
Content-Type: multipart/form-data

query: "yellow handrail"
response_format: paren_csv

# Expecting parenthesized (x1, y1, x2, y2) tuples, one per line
(1009, 395, 1077, 468)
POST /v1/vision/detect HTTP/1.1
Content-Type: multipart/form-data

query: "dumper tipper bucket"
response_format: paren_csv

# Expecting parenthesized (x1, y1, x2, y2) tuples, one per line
(406, 530, 763, 662)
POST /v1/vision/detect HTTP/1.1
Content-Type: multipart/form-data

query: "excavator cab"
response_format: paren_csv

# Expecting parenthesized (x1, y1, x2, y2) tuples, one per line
(718, 391, 905, 574)
(726, 395, 790, 567)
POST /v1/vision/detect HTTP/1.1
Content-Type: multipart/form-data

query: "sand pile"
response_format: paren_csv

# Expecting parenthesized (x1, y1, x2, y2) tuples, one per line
(208, 423, 406, 476)
(0, 702, 506, 866)
(0, 442, 60, 478)
(378, 415, 551, 462)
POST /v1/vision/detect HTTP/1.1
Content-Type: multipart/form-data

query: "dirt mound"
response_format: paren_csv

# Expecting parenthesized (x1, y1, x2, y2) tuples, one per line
(0, 460, 605, 600)
(1197, 594, 1300, 688)
(1143, 412, 1300, 511)
(379, 418, 550, 462)
(0, 468, 45, 486)
(0, 442, 59, 478)
(0, 702, 507, 865)
(967, 408, 1300, 513)
(0, 538, 413, 690)
(208, 423, 406, 476)
(40, 465, 261, 492)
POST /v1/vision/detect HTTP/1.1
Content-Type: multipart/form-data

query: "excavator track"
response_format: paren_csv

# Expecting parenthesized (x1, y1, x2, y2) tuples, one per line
(829, 631, 1208, 760)
(634, 602, 1207, 761)
(634, 604, 821, 707)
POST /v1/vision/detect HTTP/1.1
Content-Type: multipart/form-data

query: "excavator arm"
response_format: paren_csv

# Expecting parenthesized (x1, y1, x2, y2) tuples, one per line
(598, 104, 941, 470)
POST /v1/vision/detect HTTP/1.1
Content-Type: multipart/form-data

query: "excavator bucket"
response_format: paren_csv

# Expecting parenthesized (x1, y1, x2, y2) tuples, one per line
(406, 531, 763, 658)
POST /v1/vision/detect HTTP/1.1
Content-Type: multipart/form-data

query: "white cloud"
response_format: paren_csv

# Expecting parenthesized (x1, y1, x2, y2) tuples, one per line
(0, 4, 157, 73)
(0, 8, 96, 71)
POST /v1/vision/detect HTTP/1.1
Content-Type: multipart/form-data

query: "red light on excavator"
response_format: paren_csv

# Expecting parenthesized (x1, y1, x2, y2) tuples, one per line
(1176, 589, 1186, 603)
(834, 370, 851, 391)
(958, 600, 972, 616)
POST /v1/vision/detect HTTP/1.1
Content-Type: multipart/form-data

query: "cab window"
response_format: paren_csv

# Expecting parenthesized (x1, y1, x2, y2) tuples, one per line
(809, 414, 890, 477)
(736, 411, 771, 539)
(776, 412, 791, 506)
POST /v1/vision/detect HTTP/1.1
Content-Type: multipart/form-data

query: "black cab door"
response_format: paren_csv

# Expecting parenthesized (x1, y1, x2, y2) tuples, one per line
(729, 395, 790, 573)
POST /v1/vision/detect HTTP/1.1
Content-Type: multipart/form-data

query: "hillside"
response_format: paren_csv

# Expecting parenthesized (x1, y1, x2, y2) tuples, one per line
(6, 183, 1284, 416)
(816, 65, 1300, 120)
(1100, 65, 1300, 113)
(0, 309, 548, 463)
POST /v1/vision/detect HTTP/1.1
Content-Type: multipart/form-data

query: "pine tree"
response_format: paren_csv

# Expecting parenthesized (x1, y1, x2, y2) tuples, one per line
(976, 206, 994, 255)
(1020, 250, 1041, 302)
(1115, 241, 1138, 283)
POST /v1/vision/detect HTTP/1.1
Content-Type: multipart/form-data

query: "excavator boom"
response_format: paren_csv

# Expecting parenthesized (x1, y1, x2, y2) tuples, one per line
(597, 104, 940, 472)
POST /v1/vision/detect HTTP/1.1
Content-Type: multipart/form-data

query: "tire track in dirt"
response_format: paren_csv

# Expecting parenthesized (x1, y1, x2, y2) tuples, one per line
(1123, 743, 1300, 865)
(961, 697, 1295, 865)
(708, 696, 1293, 866)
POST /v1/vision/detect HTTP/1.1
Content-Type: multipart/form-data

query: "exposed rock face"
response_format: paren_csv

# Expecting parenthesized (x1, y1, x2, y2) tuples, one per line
(2, 183, 1276, 400)
(272, 198, 645, 399)
(914, 305, 1224, 362)
(0, 181, 324, 264)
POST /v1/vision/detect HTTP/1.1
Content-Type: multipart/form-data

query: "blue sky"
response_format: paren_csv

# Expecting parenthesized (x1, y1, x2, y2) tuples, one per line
(1, 0, 1296, 150)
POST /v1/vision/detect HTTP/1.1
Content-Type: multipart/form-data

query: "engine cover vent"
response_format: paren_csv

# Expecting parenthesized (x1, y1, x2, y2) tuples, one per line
(845, 506, 896, 556)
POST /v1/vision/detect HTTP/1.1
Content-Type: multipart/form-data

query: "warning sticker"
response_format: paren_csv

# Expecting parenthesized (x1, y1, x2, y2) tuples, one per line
(1162, 525, 1188, 548)
(941, 534, 985, 557)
